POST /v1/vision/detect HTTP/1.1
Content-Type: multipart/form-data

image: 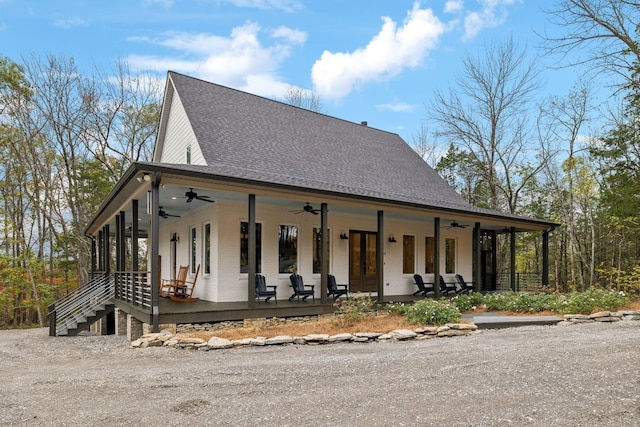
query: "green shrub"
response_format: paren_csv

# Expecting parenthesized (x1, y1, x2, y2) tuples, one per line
(385, 302, 409, 316)
(558, 289, 629, 314)
(405, 299, 461, 325)
(332, 294, 377, 326)
(450, 293, 485, 312)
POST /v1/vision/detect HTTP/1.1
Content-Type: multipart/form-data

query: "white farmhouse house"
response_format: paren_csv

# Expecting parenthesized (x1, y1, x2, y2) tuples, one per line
(50, 72, 557, 336)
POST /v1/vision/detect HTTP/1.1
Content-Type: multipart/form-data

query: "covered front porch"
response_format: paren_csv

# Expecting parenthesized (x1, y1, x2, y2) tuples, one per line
(73, 164, 557, 336)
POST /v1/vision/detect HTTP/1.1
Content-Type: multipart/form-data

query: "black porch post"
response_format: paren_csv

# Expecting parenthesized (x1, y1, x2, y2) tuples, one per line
(91, 237, 97, 274)
(98, 230, 104, 272)
(150, 174, 162, 333)
(118, 211, 126, 271)
(542, 230, 549, 288)
(377, 210, 384, 302)
(433, 217, 441, 298)
(510, 227, 516, 292)
(115, 214, 121, 271)
(248, 194, 257, 308)
(320, 203, 328, 305)
(132, 199, 139, 271)
(474, 222, 481, 292)
(103, 225, 110, 275)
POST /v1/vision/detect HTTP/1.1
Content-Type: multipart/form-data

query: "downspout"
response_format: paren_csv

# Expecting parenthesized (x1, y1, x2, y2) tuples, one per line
(248, 194, 256, 308)
(433, 217, 441, 298)
(474, 222, 481, 292)
(510, 227, 516, 292)
(320, 203, 328, 305)
(150, 173, 162, 333)
(542, 225, 556, 290)
(377, 210, 384, 302)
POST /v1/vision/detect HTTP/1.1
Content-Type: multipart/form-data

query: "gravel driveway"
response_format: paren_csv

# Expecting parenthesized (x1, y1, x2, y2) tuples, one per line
(1, 321, 639, 426)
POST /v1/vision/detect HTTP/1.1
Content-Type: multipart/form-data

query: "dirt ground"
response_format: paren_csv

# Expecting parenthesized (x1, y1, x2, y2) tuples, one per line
(1, 321, 639, 426)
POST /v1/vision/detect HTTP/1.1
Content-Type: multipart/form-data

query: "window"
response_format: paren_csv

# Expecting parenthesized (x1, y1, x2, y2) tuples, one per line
(445, 238, 456, 274)
(312, 227, 330, 274)
(240, 222, 261, 273)
(402, 235, 415, 274)
(190, 226, 197, 274)
(186, 145, 191, 164)
(425, 236, 434, 274)
(279, 225, 298, 274)
(203, 223, 211, 275)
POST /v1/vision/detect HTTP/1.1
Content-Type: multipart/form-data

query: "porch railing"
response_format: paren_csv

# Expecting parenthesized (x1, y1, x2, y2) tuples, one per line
(495, 273, 543, 292)
(114, 271, 152, 308)
(49, 271, 114, 336)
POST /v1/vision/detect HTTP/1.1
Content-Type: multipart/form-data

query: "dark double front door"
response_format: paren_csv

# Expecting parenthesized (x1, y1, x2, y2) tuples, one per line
(349, 231, 377, 293)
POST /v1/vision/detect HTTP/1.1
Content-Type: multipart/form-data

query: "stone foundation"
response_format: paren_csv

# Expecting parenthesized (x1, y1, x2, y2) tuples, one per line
(126, 314, 144, 341)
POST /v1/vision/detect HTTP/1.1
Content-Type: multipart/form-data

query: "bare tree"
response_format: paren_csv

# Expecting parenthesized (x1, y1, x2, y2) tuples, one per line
(83, 60, 161, 181)
(542, 83, 594, 290)
(542, 0, 640, 88)
(429, 37, 556, 214)
(411, 121, 439, 167)
(281, 86, 325, 113)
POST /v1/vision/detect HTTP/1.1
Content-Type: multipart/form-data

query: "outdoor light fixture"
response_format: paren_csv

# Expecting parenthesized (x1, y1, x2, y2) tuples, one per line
(340, 231, 348, 240)
(136, 173, 151, 183)
(388, 234, 397, 243)
(170, 233, 179, 243)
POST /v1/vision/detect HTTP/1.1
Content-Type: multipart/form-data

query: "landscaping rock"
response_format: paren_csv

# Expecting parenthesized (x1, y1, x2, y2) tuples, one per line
(207, 337, 233, 349)
(389, 329, 418, 340)
(264, 335, 294, 345)
(303, 334, 330, 343)
(328, 333, 353, 342)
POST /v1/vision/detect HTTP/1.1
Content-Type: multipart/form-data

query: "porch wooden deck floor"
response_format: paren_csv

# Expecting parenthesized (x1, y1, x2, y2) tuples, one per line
(116, 294, 424, 325)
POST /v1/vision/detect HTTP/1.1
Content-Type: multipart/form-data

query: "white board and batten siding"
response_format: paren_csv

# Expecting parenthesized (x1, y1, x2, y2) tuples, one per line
(158, 89, 206, 166)
(158, 197, 474, 303)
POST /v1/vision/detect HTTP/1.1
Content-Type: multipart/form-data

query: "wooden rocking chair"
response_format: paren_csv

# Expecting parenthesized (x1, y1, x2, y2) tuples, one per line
(159, 265, 189, 298)
(171, 264, 200, 303)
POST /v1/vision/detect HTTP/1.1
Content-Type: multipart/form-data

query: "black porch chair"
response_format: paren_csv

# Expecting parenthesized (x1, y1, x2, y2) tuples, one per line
(454, 274, 475, 294)
(439, 275, 457, 296)
(255, 274, 277, 303)
(288, 274, 315, 302)
(328, 274, 349, 300)
(413, 274, 435, 297)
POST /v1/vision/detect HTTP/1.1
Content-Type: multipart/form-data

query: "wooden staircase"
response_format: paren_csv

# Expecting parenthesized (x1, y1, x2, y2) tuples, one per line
(48, 273, 115, 336)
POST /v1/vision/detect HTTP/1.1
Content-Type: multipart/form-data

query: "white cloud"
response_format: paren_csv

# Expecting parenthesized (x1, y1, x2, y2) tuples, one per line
(142, 0, 174, 7)
(310, 2, 447, 100)
(216, 0, 302, 12)
(126, 22, 306, 98)
(444, 0, 464, 13)
(271, 26, 307, 45)
(53, 16, 88, 29)
(376, 102, 416, 113)
(462, 0, 519, 41)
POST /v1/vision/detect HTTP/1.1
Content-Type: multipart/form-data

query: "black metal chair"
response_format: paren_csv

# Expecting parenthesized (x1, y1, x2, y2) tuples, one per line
(288, 274, 315, 302)
(328, 274, 349, 300)
(413, 274, 435, 297)
(255, 274, 277, 303)
(454, 274, 475, 294)
(439, 275, 457, 295)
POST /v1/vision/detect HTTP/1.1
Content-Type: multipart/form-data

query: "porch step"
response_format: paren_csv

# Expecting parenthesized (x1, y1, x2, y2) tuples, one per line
(467, 314, 563, 329)
(61, 304, 115, 336)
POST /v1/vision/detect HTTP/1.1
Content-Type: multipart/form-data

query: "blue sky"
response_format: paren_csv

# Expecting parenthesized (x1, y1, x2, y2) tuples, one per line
(0, 0, 596, 145)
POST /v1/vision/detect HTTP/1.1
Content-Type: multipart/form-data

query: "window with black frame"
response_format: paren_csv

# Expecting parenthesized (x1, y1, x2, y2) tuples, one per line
(240, 222, 262, 274)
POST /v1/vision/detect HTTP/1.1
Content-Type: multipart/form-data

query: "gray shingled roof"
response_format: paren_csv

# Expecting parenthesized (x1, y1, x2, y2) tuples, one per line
(167, 71, 478, 212)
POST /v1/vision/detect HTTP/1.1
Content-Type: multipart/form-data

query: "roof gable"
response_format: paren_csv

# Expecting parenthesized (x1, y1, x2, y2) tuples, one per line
(164, 71, 472, 211)
(154, 77, 206, 166)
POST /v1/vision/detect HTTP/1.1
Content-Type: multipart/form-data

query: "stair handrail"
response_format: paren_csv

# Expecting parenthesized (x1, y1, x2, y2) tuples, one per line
(49, 272, 114, 336)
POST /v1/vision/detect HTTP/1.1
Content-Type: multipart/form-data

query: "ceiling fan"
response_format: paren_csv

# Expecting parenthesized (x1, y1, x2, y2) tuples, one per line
(159, 207, 180, 219)
(445, 220, 468, 229)
(290, 202, 320, 215)
(185, 188, 215, 203)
